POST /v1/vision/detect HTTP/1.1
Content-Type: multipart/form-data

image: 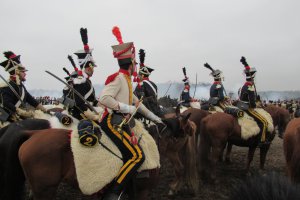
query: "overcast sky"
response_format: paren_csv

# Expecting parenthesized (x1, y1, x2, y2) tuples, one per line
(1, 0, 299, 93)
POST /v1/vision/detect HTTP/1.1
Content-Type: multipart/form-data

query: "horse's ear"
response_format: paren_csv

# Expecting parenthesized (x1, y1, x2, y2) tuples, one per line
(183, 113, 191, 122)
(175, 104, 181, 117)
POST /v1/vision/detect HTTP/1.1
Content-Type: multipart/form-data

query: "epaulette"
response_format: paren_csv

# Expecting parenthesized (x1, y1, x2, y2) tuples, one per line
(105, 72, 119, 85)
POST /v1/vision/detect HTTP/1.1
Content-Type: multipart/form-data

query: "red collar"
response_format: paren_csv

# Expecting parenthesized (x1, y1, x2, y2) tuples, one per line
(143, 77, 149, 81)
(213, 81, 221, 84)
(119, 69, 130, 76)
(244, 81, 253, 86)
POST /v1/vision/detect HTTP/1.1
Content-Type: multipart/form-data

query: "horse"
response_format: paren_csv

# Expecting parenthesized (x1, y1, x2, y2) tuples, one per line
(0, 119, 51, 200)
(148, 106, 198, 196)
(264, 104, 291, 138)
(181, 108, 210, 150)
(0, 112, 196, 200)
(199, 110, 276, 183)
(224, 105, 291, 163)
(283, 118, 300, 183)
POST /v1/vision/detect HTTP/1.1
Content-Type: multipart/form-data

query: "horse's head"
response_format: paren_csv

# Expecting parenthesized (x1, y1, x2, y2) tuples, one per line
(159, 105, 196, 138)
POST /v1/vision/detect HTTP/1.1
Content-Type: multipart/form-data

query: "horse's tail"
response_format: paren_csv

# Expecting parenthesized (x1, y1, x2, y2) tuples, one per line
(0, 126, 29, 200)
(199, 116, 211, 179)
(182, 122, 198, 193)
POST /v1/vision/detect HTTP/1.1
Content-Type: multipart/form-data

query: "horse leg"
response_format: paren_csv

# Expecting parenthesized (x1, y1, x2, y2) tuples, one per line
(210, 144, 224, 183)
(246, 147, 256, 174)
(259, 144, 271, 170)
(225, 142, 233, 164)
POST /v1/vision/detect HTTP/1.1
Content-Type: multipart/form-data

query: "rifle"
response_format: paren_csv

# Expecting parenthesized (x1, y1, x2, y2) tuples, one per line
(45, 70, 99, 114)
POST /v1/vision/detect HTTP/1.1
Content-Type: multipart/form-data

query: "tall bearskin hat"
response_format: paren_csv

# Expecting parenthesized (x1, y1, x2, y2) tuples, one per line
(203, 63, 223, 81)
(138, 49, 154, 77)
(240, 56, 256, 79)
(182, 67, 189, 85)
(74, 28, 97, 69)
(0, 51, 27, 75)
(111, 26, 136, 69)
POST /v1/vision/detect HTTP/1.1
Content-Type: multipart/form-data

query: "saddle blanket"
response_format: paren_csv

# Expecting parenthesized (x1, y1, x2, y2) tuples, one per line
(213, 106, 274, 140)
(70, 119, 160, 195)
(33, 109, 160, 195)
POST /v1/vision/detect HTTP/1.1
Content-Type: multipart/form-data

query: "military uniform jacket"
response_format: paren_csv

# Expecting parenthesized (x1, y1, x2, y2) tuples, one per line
(0, 80, 39, 115)
(99, 70, 150, 116)
(210, 82, 225, 100)
(240, 81, 257, 108)
(181, 89, 191, 103)
(68, 74, 98, 119)
(134, 79, 157, 98)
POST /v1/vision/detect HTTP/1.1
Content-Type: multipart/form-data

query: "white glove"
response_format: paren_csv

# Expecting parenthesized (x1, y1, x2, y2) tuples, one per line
(36, 103, 47, 112)
(118, 102, 136, 114)
(84, 109, 100, 121)
(16, 108, 34, 118)
(146, 112, 162, 123)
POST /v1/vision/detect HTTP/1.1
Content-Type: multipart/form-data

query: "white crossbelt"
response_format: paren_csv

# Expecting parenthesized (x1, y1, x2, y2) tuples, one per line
(143, 80, 157, 97)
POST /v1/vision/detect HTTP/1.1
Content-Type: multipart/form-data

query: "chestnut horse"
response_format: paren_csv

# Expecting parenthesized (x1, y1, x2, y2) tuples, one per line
(264, 105, 290, 138)
(199, 111, 275, 182)
(0, 113, 196, 200)
(148, 108, 199, 196)
(283, 118, 300, 183)
(225, 105, 291, 163)
(0, 119, 51, 200)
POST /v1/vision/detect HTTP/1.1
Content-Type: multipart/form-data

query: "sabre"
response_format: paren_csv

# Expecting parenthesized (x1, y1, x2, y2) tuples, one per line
(0, 74, 26, 107)
(45, 70, 99, 114)
(193, 73, 198, 98)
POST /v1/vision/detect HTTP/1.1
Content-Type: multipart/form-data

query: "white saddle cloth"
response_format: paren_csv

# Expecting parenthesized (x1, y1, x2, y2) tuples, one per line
(213, 106, 274, 140)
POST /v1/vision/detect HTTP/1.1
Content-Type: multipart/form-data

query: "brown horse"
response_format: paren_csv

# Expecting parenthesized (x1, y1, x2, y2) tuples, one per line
(0, 113, 196, 200)
(181, 108, 210, 150)
(149, 107, 198, 196)
(283, 118, 300, 183)
(225, 105, 291, 163)
(199, 110, 277, 182)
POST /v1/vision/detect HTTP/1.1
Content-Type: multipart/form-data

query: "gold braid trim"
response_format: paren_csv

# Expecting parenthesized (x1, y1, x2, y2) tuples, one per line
(124, 74, 133, 105)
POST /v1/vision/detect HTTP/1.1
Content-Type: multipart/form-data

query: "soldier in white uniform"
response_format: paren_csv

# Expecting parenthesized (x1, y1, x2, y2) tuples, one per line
(98, 26, 162, 200)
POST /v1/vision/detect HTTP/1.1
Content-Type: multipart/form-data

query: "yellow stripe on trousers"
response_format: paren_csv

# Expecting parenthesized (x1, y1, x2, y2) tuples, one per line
(248, 109, 268, 141)
(107, 114, 143, 184)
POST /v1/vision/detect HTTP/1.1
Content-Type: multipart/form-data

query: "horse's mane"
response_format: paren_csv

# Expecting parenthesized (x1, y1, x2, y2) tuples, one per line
(230, 173, 300, 200)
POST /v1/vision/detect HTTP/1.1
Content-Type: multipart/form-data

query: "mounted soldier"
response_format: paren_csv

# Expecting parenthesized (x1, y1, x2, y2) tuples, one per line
(0, 51, 46, 125)
(237, 56, 269, 145)
(134, 49, 161, 118)
(98, 26, 162, 200)
(204, 63, 228, 110)
(66, 28, 100, 122)
(180, 67, 199, 108)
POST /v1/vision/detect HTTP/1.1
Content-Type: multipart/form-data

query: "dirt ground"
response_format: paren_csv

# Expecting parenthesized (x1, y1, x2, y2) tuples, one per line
(25, 135, 286, 200)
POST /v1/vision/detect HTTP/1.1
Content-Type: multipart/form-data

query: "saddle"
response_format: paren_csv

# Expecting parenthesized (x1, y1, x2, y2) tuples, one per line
(212, 106, 274, 140)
